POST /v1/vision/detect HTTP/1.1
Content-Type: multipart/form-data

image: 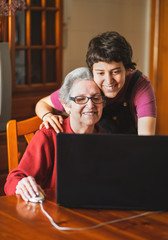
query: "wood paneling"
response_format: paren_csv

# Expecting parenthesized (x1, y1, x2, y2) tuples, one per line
(149, 0, 168, 135)
(12, 92, 52, 120)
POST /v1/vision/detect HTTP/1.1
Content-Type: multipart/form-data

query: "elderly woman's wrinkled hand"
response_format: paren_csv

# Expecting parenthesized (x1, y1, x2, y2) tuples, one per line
(15, 176, 45, 202)
(40, 113, 64, 133)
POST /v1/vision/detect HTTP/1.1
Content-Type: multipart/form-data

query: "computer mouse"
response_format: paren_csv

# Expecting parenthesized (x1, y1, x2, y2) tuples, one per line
(29, 191, 45, 203)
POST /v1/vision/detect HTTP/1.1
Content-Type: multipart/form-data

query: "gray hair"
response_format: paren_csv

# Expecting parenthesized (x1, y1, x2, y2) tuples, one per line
(59, 67, 93, 106)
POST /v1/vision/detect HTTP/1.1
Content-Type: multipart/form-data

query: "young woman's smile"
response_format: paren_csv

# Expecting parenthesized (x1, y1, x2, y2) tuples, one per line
(93, 61, 128, 98)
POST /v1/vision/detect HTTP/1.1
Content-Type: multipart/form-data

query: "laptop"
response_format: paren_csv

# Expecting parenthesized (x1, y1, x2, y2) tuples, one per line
(56, 133, 168, 210)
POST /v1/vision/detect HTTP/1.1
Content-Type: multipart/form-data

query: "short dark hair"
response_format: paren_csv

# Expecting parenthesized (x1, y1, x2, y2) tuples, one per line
(86, 31, 136, 72)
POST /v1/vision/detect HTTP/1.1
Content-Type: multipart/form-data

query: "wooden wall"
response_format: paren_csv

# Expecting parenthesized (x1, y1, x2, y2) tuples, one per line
(149, 0, 168, 135)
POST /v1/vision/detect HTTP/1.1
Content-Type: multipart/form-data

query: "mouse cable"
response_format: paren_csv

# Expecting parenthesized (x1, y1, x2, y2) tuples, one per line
(39, 202, 159, 231)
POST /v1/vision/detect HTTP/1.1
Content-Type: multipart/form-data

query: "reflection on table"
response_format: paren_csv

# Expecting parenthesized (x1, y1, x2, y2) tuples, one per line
(0, 188, 168, 240)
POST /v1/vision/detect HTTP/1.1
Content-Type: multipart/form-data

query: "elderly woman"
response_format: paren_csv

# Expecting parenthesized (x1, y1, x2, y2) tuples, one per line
(4, 67, 104, 201)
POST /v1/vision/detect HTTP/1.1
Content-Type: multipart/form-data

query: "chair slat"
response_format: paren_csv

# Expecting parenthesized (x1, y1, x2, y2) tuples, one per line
(17, 116, 42, 136)
(6, 116, 42, 172)
(25, 133, 35, 144)
(6, 120, 19, 172)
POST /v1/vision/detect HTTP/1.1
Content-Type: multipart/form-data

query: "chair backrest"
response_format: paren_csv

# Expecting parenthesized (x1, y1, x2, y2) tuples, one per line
(6, 116, 42, 172)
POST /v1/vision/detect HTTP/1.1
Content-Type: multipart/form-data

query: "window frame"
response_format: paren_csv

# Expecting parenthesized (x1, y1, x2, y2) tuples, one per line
(8, 0, 63, 94)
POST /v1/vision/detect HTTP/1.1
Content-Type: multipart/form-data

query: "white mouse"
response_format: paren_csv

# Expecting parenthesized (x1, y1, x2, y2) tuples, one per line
(29, 191, 45, 203)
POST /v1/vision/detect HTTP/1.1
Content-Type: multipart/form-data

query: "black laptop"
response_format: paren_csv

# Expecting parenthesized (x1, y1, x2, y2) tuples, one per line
(56, 133, 168, 210)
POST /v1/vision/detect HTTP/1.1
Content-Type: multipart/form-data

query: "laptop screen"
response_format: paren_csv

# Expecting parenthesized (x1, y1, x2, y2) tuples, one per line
(56, 133, 168, 210)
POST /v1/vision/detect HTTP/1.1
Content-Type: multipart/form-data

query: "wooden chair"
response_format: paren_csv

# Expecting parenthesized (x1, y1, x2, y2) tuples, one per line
(6, 116, 42, 172)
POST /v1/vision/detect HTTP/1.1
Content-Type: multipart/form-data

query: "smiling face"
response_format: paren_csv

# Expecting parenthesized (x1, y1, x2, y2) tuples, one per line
(92, 61, 128, 98)
(66, 80, 103, 133)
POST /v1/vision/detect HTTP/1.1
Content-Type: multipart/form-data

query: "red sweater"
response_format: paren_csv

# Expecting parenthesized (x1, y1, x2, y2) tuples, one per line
(4, 117, 102, 195)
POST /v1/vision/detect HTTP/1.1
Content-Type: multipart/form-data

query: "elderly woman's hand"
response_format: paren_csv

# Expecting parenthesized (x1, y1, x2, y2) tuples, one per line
(40, 113, 64, 133)
(15, 176, 45, 202)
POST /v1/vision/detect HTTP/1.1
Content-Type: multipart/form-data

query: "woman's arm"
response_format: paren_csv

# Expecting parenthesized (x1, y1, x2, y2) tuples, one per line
(138, 117, 156, 135)
(4, 128, 56, 198)
(132, 74, 157, 136)
(35, 95, 64, 132)
(35, 95, 55, 119)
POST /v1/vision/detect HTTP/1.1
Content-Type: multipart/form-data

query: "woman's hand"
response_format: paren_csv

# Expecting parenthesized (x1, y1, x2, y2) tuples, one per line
(40, 113, 64, 133)
(15, 176, 45, 202)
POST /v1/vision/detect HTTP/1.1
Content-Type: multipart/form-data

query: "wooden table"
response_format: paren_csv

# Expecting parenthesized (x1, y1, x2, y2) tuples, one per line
(0, 189, 168, 240)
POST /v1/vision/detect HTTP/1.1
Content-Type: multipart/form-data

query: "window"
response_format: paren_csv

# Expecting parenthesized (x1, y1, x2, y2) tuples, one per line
(8, 0, 63, 119)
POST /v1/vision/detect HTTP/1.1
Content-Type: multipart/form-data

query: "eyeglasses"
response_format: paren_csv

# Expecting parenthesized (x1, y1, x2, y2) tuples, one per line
(69, 94, 105, 104)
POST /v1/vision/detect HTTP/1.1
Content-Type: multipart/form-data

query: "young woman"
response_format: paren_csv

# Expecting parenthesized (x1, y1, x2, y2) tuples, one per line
(35, 31, 156, 135)
(4, 67, 104, 201)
